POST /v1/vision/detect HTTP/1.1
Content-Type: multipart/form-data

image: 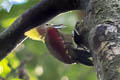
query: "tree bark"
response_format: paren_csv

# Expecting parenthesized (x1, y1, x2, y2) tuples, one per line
(76, 0, 120, 80)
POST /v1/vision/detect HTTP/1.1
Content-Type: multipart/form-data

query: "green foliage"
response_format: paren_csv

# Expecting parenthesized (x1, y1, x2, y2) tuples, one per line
(11, 78, 23, 80)
(0, 0, 97, 80)
(0, 58, 11, 78)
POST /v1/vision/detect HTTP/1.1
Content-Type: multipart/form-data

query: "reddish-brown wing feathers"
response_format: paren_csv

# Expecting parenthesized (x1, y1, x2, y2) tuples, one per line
(45, 27, 73, 64)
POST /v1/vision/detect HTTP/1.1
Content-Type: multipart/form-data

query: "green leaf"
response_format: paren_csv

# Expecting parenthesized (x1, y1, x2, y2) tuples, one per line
(0, 58, 11, 78)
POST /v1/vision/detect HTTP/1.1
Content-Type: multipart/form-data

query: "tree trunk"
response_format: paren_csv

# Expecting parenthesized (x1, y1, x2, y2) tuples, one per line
(77, 0, 120, 80)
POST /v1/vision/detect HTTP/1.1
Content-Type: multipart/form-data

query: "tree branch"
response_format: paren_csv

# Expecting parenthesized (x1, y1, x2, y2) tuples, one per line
(0, 0, 89, 60)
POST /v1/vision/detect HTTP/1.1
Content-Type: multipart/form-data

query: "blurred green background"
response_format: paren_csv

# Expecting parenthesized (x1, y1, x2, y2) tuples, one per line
(0, 0, 97, 80)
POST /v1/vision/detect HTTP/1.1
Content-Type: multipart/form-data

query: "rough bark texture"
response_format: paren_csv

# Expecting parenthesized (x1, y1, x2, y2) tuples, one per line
(76, 0, 120, 80)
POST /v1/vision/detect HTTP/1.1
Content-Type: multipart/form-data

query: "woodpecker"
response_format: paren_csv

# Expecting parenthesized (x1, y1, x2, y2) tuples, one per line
(25, 24, 93, 66)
